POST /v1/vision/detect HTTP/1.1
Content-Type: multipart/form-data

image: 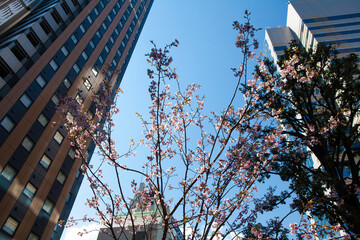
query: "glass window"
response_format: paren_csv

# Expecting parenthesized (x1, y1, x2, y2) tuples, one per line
(35, 75, 46, 88)
(94, 8, 99, 16)
(112, 8, 116, 15)
(1, 116, 15, 132)
(22, 136, 34, 152)
(112, 59, 117, 67)
(42, 199, 54, 214)
(75, 94, 83, 104)
(82, 51, 88, 60)
(68, 148, 76, 159)
(37, 113, 48, 127)
(107, 15, 112, 22)
(84, 79, 91, 90)
(49, 59, 58, 71)
(61, 46, 69, 57)
(89, 40, 95, 49)
(73, 63, 80, 73)
(116, 49, 121, 57)
(71, 34, 78, 45)
(20, 93, 32, 108)
(23, 182, 37, 199)
(87, 109, 94, 119)
(104, 45, 109, 53)
(99, 55, 104, 63)
(66, 193, 72, 203)
(96, 31, 101, 39)
(79, 24, 86, 33)
(56, 171, 66, 184)
(100, 1, 104, 8)
(115, 28, 119, 35)
(110, 36, 114, 44)
(102, 23, 107, 30)
(76, 170, 80, 178)
(51, 94, 60, 106)
(40, 155, 51, 169)
(63, 77, 71, 89)
(1, 164, 16, 181)
(92, 67, 98, 76)
(27, 232, 40, 240)
(87, 15, 93, 24)
(53, 131, 64, 144)
(2, 217, 18, 236)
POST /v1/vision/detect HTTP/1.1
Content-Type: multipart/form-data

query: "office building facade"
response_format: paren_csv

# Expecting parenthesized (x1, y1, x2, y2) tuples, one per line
(265, 0, 360, 63)
(0, 0, 153, 239)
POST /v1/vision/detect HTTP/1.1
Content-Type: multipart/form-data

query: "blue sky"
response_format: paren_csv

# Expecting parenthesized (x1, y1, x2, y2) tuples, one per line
(61, 0, 290, 239)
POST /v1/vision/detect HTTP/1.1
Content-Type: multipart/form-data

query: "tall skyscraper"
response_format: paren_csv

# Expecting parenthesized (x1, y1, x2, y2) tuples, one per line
(264, 0, 360, 63)
(0, 0, 153, 239)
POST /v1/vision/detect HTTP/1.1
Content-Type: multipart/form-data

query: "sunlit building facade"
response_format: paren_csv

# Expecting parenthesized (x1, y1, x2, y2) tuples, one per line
(0, 0, 153, 239)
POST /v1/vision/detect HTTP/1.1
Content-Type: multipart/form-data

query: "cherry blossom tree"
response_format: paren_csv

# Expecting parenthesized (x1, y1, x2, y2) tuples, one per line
(252, 41, 360, 238)
(56, 12, 346, 240)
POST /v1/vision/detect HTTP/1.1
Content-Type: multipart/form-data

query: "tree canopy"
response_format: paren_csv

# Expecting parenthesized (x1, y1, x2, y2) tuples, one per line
(254, 41, 360, 235)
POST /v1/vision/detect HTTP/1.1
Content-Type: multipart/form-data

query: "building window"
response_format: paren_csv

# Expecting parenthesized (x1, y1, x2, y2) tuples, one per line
(94, 8, 99, 15)
(49, 59, 58, 71)
(61, 2, 71, 14)
(114, 28, 119, 36)
(99, 1, 104, 8)
(92, 67, 98, 76)
(66, 193, 72, 203)
(112, 8, 116, 15)
(87, 15, 93, 24)
(37, 113, 48, 127)
(110, 36, 114, 44)
(53, 131, 64, 144)
(27, 232, 40, 240)
(81, 51, 88, 60)
(27, 29, 42, 48)
(107, 15, 112, 22)
(102, 22, 107, 30)
(68, 148, 76, 159)
(63, 77, 71, 89)
(89, 40, 95, 49)
(112, 59, 117, 67)
(73, 63, 80, 74)
(71, 0, 79, 6)
(20, 93, 32, 108)
(61, 46, 69, 57)
(83, 79, 91, 90)
(1, 164, 16, 181)
(79, 24, 86, 33)
(40, 154, 51, 169)
(11, 42, 28, 62)
(51, 94, 60, 106)
(2, 217, 18, 236)
(40, 19, 52, 35)
(1, 115, 15, 132)
(22, 136, 34, 152)
(35, 75, 46, 88)
(104, 45, 109, 53)
(23, 182, 37, 199)
(51, 9, 62, 24)
(42, 199, 54, 214)
(98, 55, 104, 63)
(87, 109, 94, 119)
(96, 31, 101, 39)
(56, 171, 66, 184)
(75, 94, 83, 104)
(71, 34, 78, 45)
(76, 170, 81, 178)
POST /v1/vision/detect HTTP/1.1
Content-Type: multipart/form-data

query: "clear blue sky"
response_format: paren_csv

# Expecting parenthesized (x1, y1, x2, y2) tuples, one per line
(61, 1, 290, 239)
